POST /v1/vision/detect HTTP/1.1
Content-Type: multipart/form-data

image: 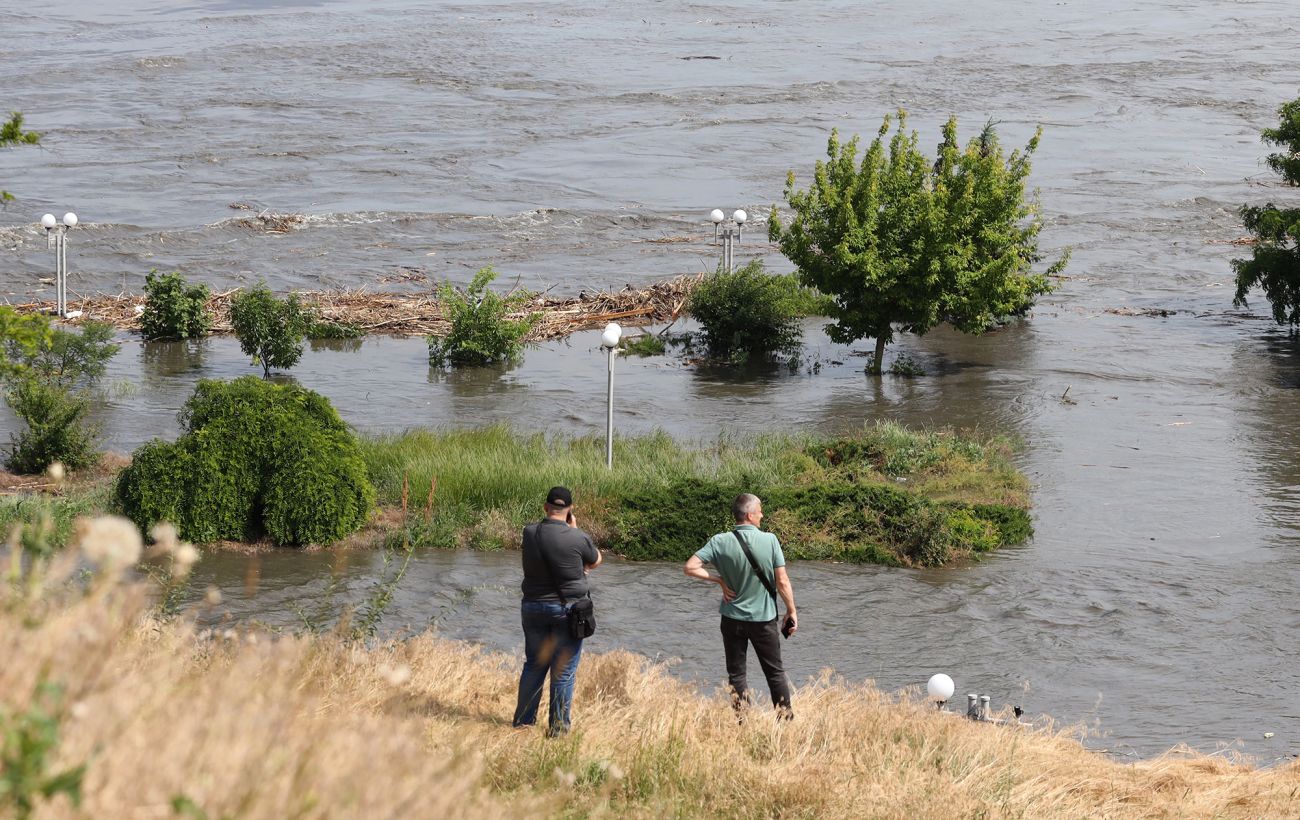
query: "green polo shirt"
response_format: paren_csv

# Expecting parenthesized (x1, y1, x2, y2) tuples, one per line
(695, 524, 785, 622)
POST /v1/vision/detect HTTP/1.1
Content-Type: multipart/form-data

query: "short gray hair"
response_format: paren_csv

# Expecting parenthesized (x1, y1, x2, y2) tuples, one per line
(732, 493, 761, 522)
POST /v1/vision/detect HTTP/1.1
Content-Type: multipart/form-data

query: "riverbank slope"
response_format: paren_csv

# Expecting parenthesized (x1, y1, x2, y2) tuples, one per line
(3, 553, 1297, 819)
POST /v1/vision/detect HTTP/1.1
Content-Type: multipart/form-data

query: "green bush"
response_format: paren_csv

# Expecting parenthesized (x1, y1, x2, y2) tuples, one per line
(686, 259, 807, 362)
(115, 377, 375, 545)
(229, 284, 309, 378)
(5, 381, 97, 474)
(140, 271, 212, 341)
(428, 266, 540, 368)
(3, 321, 118, 474)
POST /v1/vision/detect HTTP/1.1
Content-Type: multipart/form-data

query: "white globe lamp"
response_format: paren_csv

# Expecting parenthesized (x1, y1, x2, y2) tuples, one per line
(709, 208, 725, 224)
(62, 212, 78, 227)
(601, 322, 622, 349)
(40, 213, 57, 230)
(927, 673, 955, 707)
(732, 209, 747, 224)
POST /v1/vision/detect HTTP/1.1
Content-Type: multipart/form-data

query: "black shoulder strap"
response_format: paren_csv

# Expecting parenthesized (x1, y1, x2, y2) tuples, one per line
(733, 528, 777, 604)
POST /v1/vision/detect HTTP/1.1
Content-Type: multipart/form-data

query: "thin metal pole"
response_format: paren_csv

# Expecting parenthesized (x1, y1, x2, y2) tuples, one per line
(605, 346, 615, 468)
(56, 229, 66, 317)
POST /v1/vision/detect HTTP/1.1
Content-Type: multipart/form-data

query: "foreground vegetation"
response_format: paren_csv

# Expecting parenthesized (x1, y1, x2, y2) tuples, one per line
(2, 539, 1297, 819)
(361, 422, 1031, 567)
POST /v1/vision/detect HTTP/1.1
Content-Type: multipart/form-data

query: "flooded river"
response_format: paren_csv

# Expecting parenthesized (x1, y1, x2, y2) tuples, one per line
(2, 0, 1299, 759)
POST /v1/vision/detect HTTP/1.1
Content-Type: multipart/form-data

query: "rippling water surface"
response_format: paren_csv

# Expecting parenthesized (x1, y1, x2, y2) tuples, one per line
(2, 0, 1299, 760)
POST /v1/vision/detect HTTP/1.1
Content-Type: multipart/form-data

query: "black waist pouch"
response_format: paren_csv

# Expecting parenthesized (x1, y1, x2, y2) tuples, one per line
(567, 596, 596, 639)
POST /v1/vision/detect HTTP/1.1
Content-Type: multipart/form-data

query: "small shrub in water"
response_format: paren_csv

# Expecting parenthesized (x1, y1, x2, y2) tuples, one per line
(686, 259, 806, 362)
(116, 377, 375, 545)
(428, 266, 540, 368)
(3, 321, 118, 474)
(5, 381, 97, 474)
(229, 284, 309, 378)
(620, 333, 666, 356)
(140, 270, 211, 341)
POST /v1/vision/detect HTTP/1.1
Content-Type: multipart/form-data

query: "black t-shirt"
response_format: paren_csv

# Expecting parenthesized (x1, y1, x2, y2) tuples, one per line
(520, 518, 599, 602)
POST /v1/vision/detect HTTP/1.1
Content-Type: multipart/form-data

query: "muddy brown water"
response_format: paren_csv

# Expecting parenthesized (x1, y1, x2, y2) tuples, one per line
(2, 0, 1300, 760)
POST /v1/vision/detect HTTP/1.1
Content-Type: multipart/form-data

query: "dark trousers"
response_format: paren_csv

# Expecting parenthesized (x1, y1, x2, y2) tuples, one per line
(513, 600, 584, 735)
(721, 615, 792, 715)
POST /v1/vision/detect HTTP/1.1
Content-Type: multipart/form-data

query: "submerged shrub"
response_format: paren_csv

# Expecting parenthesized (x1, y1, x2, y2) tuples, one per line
(140, 271, 211, 341)
(686, 259, 810, 362)
(428, 266, 540, 368)
(229, 284, 309, 378)
(116, 377, 375, 545)
(5, 381, 97, 474)
(3, 321, 119, 474)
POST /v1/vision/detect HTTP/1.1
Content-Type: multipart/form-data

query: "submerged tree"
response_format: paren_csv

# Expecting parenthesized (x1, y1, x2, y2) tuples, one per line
(1232, 94, 1300, 329)
(229, 284, 308, 378)
(770, 111, 1066, 374)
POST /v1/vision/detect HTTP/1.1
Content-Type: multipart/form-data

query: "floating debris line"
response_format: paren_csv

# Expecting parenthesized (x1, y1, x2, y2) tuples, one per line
(7, 275, 702, 341)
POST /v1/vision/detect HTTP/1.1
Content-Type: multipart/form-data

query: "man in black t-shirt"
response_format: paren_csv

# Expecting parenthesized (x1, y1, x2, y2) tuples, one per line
(512, 485, 602, 735)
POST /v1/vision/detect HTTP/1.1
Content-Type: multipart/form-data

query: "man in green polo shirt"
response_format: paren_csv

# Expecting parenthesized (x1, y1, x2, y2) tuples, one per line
(684, 492, 798, 717)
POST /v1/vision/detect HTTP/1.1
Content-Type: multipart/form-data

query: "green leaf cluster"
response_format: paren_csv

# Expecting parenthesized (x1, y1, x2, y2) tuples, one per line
(1232, 93, 1300, 328)
(0, 112, 40, 205)
(229, 284, 308, 378)
(0, 308, 51, 380)
(686, 259, 810, 362)
(115, 377, 375, 546)
(0, 680, 86, 819)
(140, 271, 212, 341)
(2, 320, 119, 474)
(770, 111, 1064, 373)
(0, 112, 40, 146)
(428, 266, 539, 368)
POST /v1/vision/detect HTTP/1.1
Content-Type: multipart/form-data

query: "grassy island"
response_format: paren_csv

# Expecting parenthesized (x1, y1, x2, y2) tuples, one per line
(1, 556, 1295, 819)
(1, 422, 1030, 567)
(362, 421, 1031, 567)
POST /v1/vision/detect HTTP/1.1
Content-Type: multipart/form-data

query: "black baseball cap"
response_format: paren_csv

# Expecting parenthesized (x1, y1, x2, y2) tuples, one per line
(546, 486, 573, 508)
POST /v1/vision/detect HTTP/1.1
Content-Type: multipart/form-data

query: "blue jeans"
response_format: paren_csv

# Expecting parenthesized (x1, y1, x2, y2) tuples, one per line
(512, 599, 584, 734)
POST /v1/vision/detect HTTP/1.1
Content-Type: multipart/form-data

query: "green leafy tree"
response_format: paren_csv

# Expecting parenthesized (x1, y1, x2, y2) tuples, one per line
(687, 259, 808, 362)
(2, 321, 119, 474)
(229, 284, 308, 378)
(428, 266, 539, 367)
(770, 111, 1065, 374)
(140, 270, 212, 341)
(1232, 94, 1300, 328)
(0, 112, 41, 206)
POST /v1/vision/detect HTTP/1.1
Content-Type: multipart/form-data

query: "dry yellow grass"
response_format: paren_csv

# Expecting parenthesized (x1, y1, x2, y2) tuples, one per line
(3, 551, 1299, 818)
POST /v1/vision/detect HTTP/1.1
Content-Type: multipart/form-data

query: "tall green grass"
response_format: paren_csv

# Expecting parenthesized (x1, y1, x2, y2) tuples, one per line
(0, 484, 112, 552)
(359, 422, 1031, 566)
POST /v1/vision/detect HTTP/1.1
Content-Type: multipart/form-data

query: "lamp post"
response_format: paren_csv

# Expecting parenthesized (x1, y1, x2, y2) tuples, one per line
(927, 673, 955, 711)
(600, 322, 622, 468)
(709, 208, 747, 273)
(41, 212, 77, 318)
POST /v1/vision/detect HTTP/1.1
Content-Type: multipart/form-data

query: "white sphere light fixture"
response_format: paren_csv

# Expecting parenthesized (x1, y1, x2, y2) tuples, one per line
(62, 212, 78, 227)
(732, 209, 747, 225)
(709, 208, 725, 224)
(41, 213, 57, 229)
(601, 322, 622, 348)
(926, 673, 955, 703)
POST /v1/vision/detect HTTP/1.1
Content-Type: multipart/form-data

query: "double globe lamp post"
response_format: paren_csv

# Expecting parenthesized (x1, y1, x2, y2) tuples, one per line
(709, 208, 747, 273)
(40, 211, 78, 318)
